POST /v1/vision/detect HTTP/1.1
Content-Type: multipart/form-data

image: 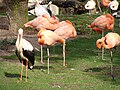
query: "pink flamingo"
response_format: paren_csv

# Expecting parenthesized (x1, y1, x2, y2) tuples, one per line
(54, 20, 77, 39)
(88, 14, 114, 60)
(37, 28, 66, 74)
(88, 14, 114, 34)
(101, 0, 111, 7)
(24, 14, 59, 31)
(96, 32, 120, 80)
(38, 20, 77, 68)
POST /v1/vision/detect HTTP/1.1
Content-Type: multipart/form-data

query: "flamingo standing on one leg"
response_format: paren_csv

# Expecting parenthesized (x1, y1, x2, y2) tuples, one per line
(54, 20, 77, 66)
(96, 32, 120, 80)
(37, 28, 66, 74)
(88, 13, 114, 60)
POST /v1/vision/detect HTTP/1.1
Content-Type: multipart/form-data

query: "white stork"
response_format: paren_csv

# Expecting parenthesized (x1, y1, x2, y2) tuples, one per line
(15, 28, 35, 82)
(33, 0, 52, 17)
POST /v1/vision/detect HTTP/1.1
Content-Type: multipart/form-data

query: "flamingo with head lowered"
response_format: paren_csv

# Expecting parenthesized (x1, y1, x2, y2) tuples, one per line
(88, 14, 114, 34)
(88, 13, 114, 60)
(96, 32, 120, 80)
(24, 14, 59, 31)
(54, 20, 77, 39)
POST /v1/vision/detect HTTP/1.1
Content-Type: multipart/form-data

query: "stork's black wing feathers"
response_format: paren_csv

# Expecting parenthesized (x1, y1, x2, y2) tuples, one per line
(22, 48, 35, 66)
(15, 49, 28, 67)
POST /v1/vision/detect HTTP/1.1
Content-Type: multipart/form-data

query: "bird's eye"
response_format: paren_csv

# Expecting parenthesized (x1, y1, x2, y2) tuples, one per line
(99, 42, 102, 44)
(112, 6, 115, 8)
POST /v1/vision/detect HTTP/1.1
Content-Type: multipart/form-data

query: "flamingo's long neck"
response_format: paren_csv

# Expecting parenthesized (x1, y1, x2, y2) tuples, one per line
(102, 37, 112, 49)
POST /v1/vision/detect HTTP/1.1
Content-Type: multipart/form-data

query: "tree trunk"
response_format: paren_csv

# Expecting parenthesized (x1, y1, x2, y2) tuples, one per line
(4, 0, 28, 33)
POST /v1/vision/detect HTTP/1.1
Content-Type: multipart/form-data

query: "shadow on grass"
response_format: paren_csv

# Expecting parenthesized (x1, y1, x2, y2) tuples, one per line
(33, 65, 53, 70)
(84, 66, 120, 85)
(4, 72, 23, 78)
(84, 67, 105, 72)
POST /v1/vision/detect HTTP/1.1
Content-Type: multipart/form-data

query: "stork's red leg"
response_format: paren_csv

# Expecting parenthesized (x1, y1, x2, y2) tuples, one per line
(20, 60, 24, 80)
(26, 60, 28, 82)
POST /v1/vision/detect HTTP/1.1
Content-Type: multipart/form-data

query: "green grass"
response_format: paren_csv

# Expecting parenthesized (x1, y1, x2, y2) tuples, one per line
(0, 14, 120, 90)
(58, 14, 101, 34)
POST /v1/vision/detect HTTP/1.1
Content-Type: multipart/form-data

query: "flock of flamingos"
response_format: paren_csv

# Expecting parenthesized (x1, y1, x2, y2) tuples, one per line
(15, 0, 120, 82)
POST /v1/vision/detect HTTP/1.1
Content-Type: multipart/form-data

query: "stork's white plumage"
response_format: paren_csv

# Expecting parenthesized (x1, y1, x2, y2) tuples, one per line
(34, 0, 51, 17)
(15, 28, 35, 82)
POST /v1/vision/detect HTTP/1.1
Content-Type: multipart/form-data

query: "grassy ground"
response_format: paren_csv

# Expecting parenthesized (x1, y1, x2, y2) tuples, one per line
(0, 14, 120, 90)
